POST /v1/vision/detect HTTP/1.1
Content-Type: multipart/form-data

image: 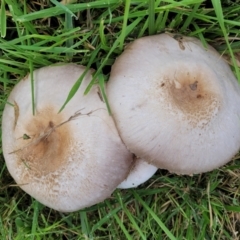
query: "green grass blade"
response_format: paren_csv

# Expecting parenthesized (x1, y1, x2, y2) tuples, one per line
(84, 16, 142, 95)
(65, 12, 74, 59)
(16, 1, 118, 22)
(133, 191, 177, 240)
(31, 200, 40, 240)
(58, 46, 101, 112)
(80, 211, 91, 239)
(148, 0, 155, 35)
(119, 0, 131, 51)
(50, 0, 77, 19)
(105, 201, 132, 240)
(5, 0, 38, 35)
(0, 216, 7, 239)
(99, 18, 107, 47)
(180, 2, 201, 32)
(98, 73, 111, 115)
(211, 0, 240, 81)
(117, 193, 146, 240)
(0, 0, 6, 38)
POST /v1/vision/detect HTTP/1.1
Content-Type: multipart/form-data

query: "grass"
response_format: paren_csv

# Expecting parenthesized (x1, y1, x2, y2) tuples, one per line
(1, 0, 240, 239)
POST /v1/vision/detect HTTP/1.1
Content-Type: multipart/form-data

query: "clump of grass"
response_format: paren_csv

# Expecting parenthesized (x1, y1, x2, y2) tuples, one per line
(1, 0, 240, 239)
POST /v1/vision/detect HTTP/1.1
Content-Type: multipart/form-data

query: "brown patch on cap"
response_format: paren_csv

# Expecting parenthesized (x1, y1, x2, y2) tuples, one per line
(15, 106, 73, 180)
(169, 70, 221, 127)
(153, 66, 222, 128)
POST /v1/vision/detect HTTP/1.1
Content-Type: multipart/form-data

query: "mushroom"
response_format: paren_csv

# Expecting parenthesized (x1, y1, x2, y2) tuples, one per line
(117, 157, 158, 189)
(107, 33, 240, 175)
(2, 63, 133, 212)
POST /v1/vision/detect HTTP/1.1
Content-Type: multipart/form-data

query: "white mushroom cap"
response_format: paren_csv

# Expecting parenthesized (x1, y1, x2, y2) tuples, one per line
(2, 63, 133, 212)
(117, 157, 158, 189)
(107, 33, 240, 175)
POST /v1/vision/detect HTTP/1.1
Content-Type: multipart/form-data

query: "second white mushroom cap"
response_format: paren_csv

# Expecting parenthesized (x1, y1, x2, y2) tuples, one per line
(107, 33, 240, 175)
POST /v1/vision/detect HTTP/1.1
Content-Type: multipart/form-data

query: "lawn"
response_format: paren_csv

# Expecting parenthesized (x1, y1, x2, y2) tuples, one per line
(0, 0, 240, 239)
